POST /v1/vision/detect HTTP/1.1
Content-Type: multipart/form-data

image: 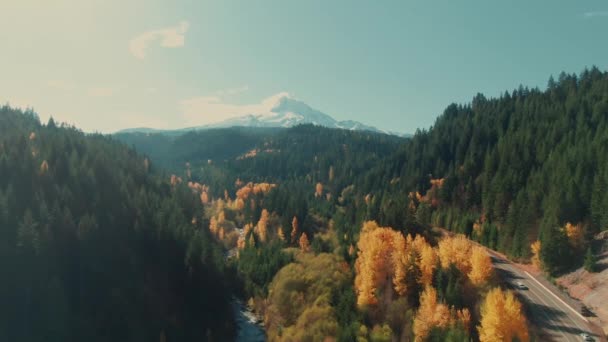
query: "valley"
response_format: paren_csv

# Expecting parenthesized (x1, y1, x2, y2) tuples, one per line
(2, 69, 608, 341)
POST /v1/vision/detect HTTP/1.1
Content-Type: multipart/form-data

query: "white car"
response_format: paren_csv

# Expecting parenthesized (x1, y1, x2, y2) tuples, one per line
(515, 281, 528, 290)
(580, 332, 594, 341)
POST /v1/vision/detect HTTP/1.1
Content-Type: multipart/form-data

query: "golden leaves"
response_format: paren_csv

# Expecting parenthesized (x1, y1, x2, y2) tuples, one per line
(477, 288, 529, 342)
(299, 233, 310, 253)
(438, 235, 493, 287)
(530, 240, 542, 269)
(291, 216, 299, 244)
(170, 174, 182, 186)
(315, 182, 323, 198)
(413, 287, 474, 341)
(354, 221, 406, 307)
(255, 209, 269, 243)
(236, 182, 276, 201)
(200, 191, 209, 205)
(413, 286, 451, 341)
(468, 246, 493, 286)
(564, 222, 584, 250)
(438, 235, 473, 274)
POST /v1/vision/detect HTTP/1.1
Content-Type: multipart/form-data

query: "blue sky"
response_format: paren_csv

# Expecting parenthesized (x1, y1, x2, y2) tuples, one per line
(1, 0, 607, 133)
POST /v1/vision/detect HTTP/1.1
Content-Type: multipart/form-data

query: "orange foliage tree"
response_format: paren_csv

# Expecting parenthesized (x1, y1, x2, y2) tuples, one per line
(299, 233, 310, 252)
(468, 246, 493, 286)
(255, 209, 269, 243)
(354, 221, 407, 307)
(277, 227, 285, 242)
(315, 182, 323, 197)
(291, 216, 299, 244)
(417, 242, 437, 287)
(437, 235, 473, 275)
(564, 222, 584, 250)
(530, 240, 542, 268)
(200, 191, 209, 205)
(478, 288, 529, 342)
(209, 217, 218, 236)
(413, 286, 451, 341)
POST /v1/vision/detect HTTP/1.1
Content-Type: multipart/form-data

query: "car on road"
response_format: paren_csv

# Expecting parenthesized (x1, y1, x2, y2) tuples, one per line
(581, 305, 592, 317)
(515, 281, 528, 290)
(580, 332, 594, 341)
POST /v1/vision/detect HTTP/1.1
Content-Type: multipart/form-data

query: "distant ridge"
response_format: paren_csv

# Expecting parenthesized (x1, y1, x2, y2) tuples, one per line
(117, 93, 409, 137)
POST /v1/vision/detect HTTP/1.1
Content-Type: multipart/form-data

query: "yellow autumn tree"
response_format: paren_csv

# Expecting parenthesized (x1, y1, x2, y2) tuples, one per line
(455, 307, 472, 332)
(394, 234, 434, 293)
(256, 209, 269, 243)
(418, 242, 437, 287)
(348, 244, 355, 256)
(315, 182, 323, 197)
(478, 288, 529, 342)
(299, 233, 310, 252)
(243, 223, 253, 237)
(530, 240, 541, 268)
(564, 222, 584, 250)
(277, 227, 285, 241)
(468, 246, 493, 286)
(170, 174, 182, 186)
(354, 221, 407, 307)
(237, 235, 246, 250)
(291, 216, 299, 244)
(472, 220, 482, 237)
(209, 217, 219, 236)
(438, 234, 473, 274)
(200, 191, 209, 205)
(413, 286, 451, 341)
(392, 237, 410, 296)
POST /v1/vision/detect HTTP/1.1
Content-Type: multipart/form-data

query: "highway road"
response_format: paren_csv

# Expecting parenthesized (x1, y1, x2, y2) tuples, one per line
(491, 254, 602, 342)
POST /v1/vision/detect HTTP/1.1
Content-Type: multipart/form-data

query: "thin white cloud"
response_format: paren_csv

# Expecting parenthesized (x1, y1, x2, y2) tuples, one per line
(179, 91, 290, 126)
(583, 11, 608, 18)
(129, 21, 190, 59)
(88, 87, 116, 97)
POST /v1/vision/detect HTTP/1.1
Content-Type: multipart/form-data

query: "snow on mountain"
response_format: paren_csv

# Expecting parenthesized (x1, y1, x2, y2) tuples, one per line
(117, 93, 407, 136)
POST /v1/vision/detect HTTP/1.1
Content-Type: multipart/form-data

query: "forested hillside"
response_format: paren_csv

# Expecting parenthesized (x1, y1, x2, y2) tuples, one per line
(0, 106, 234, 341)
(111, 68, 608, 341)
(367, 67, 608, 275)
(120, 68, 608, 278)
(5, 67, 606, 341)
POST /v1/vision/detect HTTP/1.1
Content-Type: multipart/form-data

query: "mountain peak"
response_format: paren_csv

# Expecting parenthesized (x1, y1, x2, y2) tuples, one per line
(118, 93, 408, 136)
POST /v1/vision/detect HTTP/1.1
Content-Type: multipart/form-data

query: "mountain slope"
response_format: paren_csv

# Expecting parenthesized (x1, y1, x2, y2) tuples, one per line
(118, 93, 409, 136)
(0, 106, 235, 341)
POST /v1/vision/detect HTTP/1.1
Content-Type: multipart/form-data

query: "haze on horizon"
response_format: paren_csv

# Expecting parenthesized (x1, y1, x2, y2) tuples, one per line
(1, 0, 607, 133)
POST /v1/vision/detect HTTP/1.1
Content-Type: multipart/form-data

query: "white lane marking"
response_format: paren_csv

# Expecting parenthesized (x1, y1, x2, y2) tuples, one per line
(493, 261, 567, 340)
(517, 266, 584, 340)
(522, 272, 587, 333)
(524, 271, 589, 323)
(500, 263, 572, 341)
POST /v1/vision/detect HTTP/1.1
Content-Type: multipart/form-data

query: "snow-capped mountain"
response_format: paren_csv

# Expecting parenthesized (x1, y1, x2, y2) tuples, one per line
(118, 93, 407, 136)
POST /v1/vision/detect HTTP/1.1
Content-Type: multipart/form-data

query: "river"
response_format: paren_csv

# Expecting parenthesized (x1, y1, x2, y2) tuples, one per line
(231, 297, 266, 341)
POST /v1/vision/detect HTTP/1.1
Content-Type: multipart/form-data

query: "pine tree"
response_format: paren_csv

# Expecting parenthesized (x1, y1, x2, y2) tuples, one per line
(584, 247, 597, 272)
